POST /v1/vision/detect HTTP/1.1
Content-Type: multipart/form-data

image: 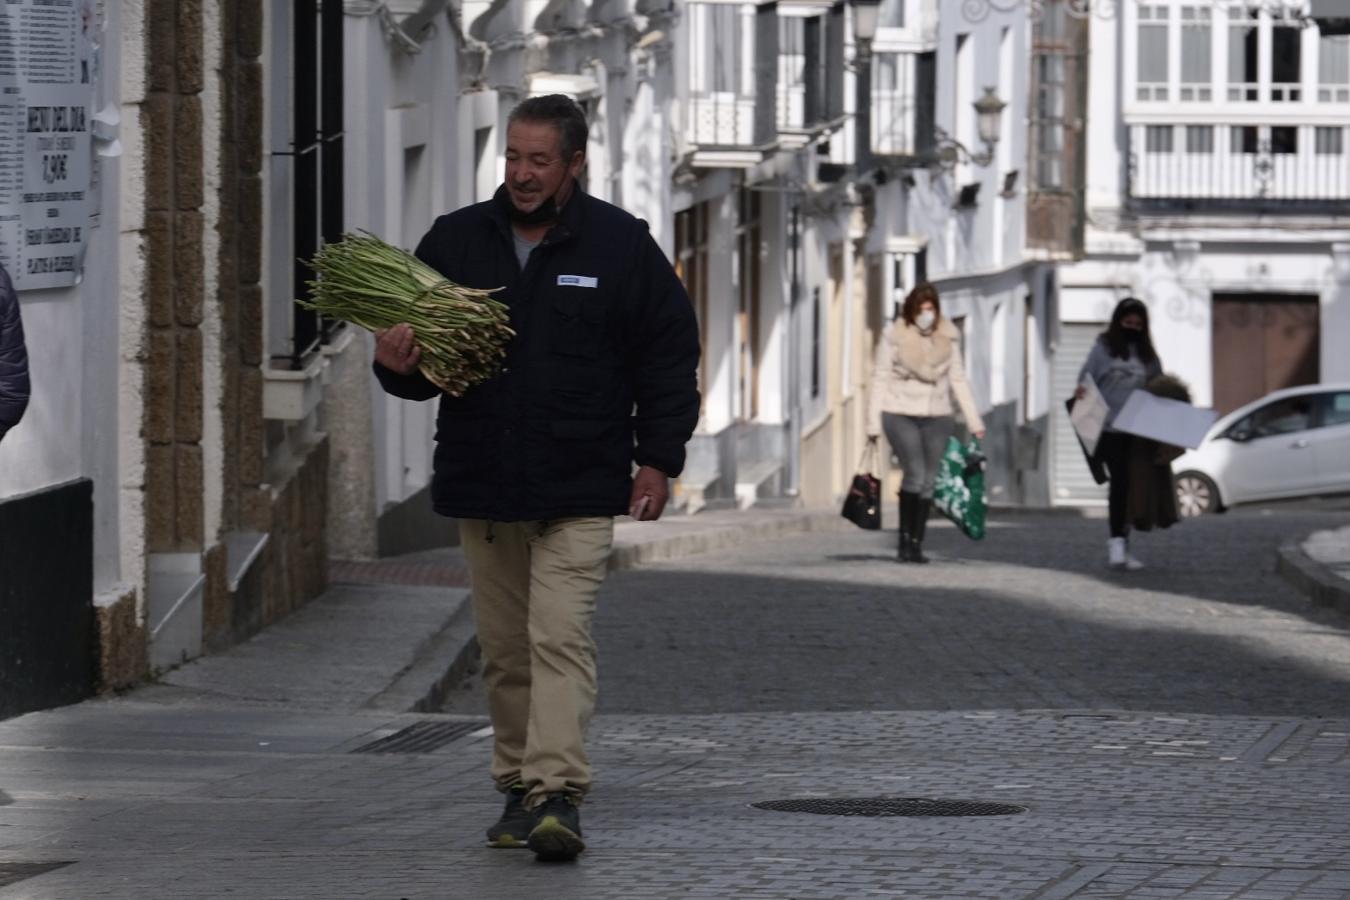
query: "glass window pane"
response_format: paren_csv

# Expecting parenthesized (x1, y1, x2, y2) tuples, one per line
(879, 0, 903, 28)
(1248, 397, 1314, 437)
(1231, 125, 1258, 154)
(1146, 125, 1173, 152)
(1229, 14, 1258, 88)
(1321, 35, 1350, 88)
(1323, 392, 1350, 427)
(1272, 126, 1298, 154)
(1181, 15, 1211, 85)
(1316, 127, 1343, 154)
(1272, 27, 1301, 84)
(1186, 125, 1213, 153)
(1138, 23, 1169, 85)
(712, 5, 740, 93)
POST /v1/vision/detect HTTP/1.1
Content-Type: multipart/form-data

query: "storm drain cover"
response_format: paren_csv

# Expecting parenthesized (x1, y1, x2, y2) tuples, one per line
(351, 720, 487, 754)
(751, 797, 1026, 817)
(0, 862, 74, 888)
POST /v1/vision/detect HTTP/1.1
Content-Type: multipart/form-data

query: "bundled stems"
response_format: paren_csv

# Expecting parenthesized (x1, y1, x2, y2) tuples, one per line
(298, 231, 513, 396)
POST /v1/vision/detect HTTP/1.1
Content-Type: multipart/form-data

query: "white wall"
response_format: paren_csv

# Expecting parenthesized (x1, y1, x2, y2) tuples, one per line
(340, 16, 465, 516)
(911, 5, 1027, 284)
(0, 0, 129, 596)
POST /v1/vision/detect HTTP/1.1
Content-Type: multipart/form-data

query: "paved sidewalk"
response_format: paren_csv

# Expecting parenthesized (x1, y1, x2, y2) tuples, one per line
(1278, 523, 1350, 617)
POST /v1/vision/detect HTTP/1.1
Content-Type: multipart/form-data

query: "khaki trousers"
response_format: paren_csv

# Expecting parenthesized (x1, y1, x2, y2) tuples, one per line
(459, 516, 614, 808)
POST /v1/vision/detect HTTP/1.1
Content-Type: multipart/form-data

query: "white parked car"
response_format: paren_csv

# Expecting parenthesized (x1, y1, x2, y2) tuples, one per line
(1172, 384, 1350, 517)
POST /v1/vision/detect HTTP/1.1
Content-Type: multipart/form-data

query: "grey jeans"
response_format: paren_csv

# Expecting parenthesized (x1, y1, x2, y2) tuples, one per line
(882, 413, 955, 498)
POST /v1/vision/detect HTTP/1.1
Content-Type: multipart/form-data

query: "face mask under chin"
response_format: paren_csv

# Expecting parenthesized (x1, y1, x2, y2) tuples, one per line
(503, 191, 559, 225)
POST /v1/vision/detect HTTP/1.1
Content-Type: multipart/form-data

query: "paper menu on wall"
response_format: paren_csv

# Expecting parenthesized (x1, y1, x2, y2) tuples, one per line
(1070, 375, 1109, 456)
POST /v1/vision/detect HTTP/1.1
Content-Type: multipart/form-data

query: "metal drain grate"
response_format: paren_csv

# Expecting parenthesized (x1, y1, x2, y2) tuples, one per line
(0, 862, 74, 888)
(751, 797, 1027, 817)
(351, 720, 487, 754)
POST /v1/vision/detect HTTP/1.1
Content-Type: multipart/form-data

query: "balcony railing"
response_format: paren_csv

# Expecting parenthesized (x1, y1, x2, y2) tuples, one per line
(1127, 123, 1350, 211)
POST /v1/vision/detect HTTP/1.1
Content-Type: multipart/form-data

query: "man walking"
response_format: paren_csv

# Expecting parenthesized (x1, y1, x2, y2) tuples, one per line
(372, 95, 700, 862)
(0, 263, 30, 444)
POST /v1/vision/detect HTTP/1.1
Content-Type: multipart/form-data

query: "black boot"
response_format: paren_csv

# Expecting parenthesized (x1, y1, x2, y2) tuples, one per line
(910, 496, 931, 564)
(897, 491, 917, 562)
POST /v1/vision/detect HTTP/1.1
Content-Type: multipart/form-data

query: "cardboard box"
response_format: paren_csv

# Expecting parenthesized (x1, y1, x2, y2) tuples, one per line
(1112, 390, 1219, 450)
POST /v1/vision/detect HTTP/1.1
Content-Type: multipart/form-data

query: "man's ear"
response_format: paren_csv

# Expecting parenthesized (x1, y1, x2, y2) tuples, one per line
(568, 151, 586, 179)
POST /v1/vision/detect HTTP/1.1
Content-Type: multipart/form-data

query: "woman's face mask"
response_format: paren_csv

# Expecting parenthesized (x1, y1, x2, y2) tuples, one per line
(916, 310, 937, 331)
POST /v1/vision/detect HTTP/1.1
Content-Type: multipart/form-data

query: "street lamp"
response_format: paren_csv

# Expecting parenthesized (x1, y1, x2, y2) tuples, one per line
(852, 0, 881, 44)
(974, 87, 1006, 147)
(932, 86, 1006, 169)
(851, 0, 882, 171)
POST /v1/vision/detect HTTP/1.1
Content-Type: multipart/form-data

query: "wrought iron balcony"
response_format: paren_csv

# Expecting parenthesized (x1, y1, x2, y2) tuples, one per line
(1127, 122, 1350, 213)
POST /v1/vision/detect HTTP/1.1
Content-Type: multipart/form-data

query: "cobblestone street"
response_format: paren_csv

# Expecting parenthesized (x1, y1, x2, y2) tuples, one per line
(3, 506, 1350, 898)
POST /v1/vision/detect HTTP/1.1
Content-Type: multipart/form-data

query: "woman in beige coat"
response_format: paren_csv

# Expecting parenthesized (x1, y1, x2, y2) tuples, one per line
(867, 283, 984, 563)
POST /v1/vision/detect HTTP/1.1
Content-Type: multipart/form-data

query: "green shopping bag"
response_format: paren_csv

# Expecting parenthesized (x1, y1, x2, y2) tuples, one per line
(933, 437, 988, 540)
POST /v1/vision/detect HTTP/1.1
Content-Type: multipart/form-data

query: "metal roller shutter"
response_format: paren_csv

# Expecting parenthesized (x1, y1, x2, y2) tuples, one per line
(1052, 323, 1108, 504)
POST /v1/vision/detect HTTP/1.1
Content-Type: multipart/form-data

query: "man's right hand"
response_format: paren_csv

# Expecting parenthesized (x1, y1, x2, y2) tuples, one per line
(374, 323, 421, 376)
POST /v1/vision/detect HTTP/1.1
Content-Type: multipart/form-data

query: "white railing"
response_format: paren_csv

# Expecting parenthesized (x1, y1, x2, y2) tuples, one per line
(1128, 123, 1350, 208)
(689, 94, 757, 146)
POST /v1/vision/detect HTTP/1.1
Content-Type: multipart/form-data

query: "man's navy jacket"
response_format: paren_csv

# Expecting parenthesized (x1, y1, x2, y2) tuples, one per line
(374, 185, 701, 523)
(0, 264, 29, 443)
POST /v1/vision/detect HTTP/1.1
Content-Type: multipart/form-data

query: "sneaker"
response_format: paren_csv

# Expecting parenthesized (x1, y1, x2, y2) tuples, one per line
(486, 783, 532, 849)
(527, 793, 585, 862)
(1107, 537, 1127, 569)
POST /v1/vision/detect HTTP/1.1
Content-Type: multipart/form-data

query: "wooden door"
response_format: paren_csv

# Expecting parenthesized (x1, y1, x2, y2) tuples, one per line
(1212, 294, 1319, 415)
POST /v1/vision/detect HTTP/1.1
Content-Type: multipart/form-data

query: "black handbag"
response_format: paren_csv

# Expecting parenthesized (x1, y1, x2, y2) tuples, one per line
(841, 442, 883, 530)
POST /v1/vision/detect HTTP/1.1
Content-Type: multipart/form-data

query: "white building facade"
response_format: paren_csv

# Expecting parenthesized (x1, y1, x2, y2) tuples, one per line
(1053, 0, 1350, 503)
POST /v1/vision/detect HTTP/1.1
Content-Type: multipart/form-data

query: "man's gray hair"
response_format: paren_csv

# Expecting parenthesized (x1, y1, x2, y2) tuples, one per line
(508, 94, 589, 162)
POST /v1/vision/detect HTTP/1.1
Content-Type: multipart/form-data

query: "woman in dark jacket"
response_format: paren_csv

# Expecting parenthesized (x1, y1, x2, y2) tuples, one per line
(1075, 297, 1162, 570)
(0, 263, 29, 444)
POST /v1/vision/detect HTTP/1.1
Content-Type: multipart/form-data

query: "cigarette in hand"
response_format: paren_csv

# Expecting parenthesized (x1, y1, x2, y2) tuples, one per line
(630, 495, 651, 520)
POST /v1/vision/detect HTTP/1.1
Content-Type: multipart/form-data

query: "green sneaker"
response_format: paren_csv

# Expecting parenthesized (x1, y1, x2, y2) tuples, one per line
(527, 793, 585, 862)
(485, 784, 532, 849)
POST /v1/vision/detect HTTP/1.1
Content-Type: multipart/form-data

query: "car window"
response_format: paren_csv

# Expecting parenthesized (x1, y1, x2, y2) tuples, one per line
(1236, 396, 1314, 439)
(1321, 392, 1350, 428)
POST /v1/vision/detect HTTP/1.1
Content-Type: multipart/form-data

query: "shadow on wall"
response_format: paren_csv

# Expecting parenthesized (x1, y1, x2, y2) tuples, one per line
(979, 402, 1050, 508)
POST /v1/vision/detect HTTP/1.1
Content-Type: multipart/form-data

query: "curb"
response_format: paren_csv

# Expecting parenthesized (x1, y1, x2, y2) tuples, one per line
(1276, 539, 1350, 618)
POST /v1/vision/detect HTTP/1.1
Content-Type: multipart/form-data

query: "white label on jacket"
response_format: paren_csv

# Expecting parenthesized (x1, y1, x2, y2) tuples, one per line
(557, 275, 599, 288)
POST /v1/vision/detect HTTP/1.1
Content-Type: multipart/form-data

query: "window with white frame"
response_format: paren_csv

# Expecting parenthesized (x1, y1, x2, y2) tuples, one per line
(1271, 18, 1302, 102)
(1227, 7, 1259, 102)
(1186, 125, 1213, 153)
(1319, 34, 1350, 102)
(778, 16, 806, 130)
(1145, 124, 1173, 152)
(1231, 124, 1258, 154)
(1271, 125, 1297, 154)
(1316, 126, 1344, 155)
(878, 0, 902, 29)
(1034, 53, 1065, 187)
(689, 3, 744, 98)
(1137, 5, 1169, 101)
(1179, 7, 1212, 101)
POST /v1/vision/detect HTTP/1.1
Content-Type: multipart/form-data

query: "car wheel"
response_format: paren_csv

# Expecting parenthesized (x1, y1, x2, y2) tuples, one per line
(1175, 471, 1220, 518)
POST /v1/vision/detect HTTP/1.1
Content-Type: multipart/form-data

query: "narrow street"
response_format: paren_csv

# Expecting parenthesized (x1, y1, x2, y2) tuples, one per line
(2, 505, 1348, 899)
(442, 505, 1350, 718)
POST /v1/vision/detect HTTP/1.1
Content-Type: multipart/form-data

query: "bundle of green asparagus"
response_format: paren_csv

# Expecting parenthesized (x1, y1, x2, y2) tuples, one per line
(300, 231, 513, 396)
